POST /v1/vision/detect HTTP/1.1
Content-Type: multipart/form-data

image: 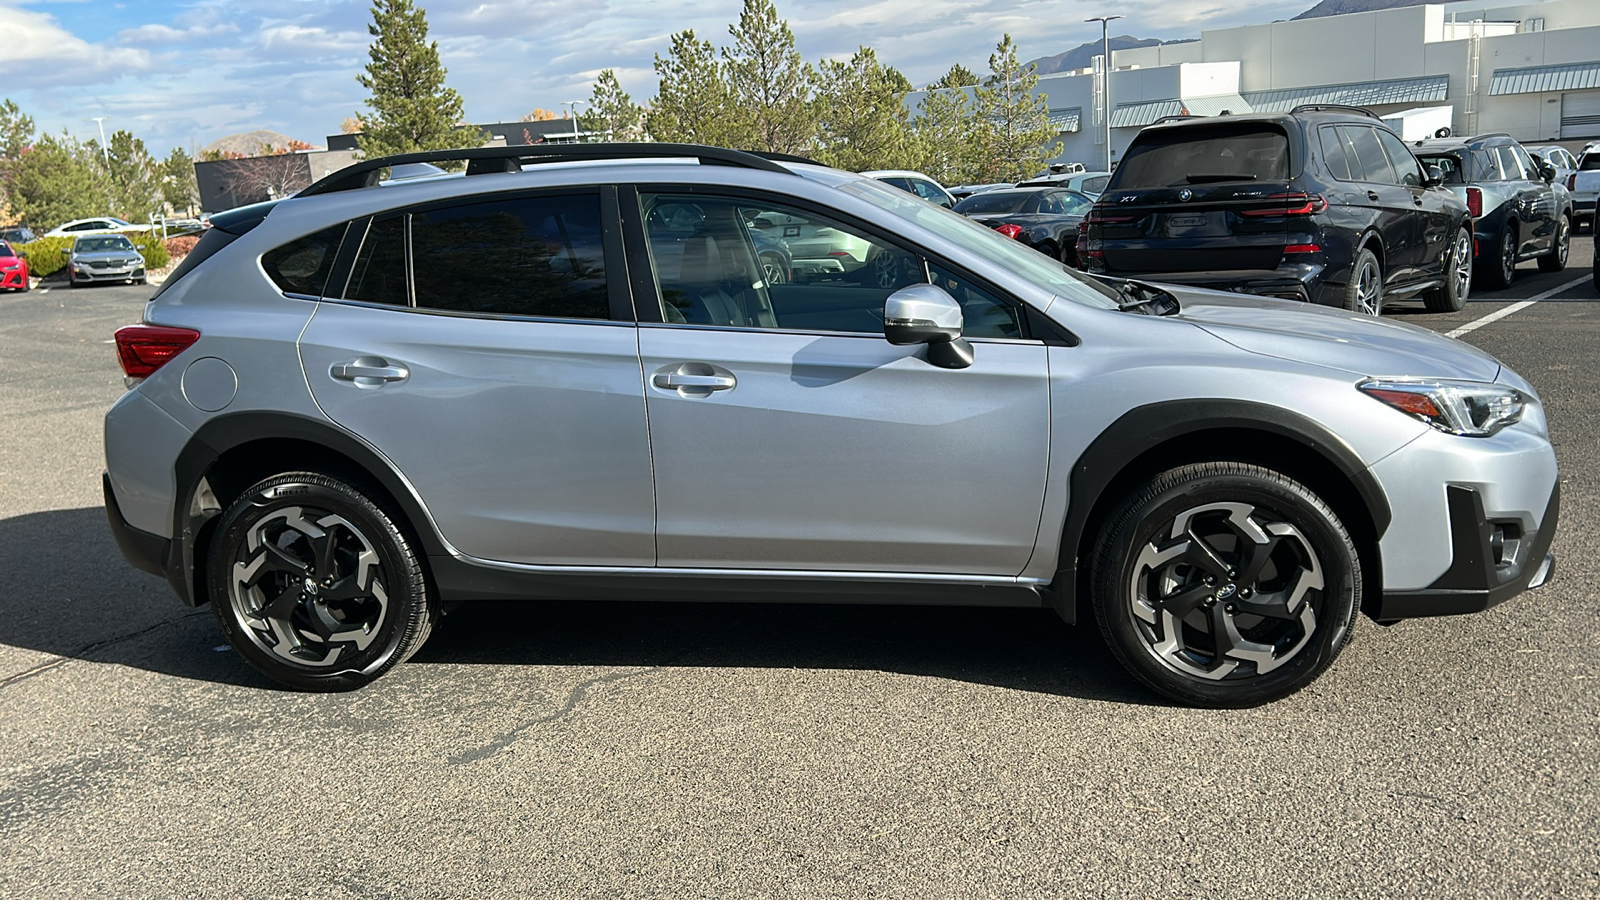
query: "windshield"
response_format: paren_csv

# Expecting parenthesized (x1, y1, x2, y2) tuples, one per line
(76, 236, 135, 253)
(836, 176, 1119, 309)
(954, 192, 1031, 214)
(0, 241, 12, 257)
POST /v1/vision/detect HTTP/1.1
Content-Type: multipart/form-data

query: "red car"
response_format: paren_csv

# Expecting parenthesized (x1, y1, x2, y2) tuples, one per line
(0, 241, 28, 292)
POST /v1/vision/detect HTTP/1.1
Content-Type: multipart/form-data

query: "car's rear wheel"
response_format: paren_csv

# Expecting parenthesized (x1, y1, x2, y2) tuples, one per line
(207, 471, 435, 691)
(1423, 227, 1472, 313)
(1480, 224, 1517, 289)
(1089, 462, 1360, 707)
(1537, 214, 1570, 273)
(1342, 248, 1383, 315)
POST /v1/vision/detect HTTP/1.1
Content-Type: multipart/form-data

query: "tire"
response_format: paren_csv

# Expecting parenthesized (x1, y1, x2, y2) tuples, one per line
(207, 471, 435, 691)
(759, 252, 787, 286)
(67, 273, 80, 288)
(1036, 240, 1059, 261)
(1537, 214, 1571, 273)
(1341, 247, 1383, 315)
(18, 278, 28, 293)
(135, 277, 148, 285)
(1423, 227, 1472, 312)
(1089, 462, 1361, 708)
(1479, 224, 1517, 289)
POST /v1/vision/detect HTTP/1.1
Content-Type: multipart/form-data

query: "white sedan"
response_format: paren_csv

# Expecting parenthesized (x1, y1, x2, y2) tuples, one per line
(43, 217, 152, 238)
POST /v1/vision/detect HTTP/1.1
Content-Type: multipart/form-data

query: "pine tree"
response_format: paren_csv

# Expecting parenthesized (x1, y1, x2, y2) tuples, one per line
(0, 98, 35, 222)
(585, 70, 646, 141)
(355, 0, 483, 159)
(939, 64, 979, 89)
(649, 30, 742, 147)
(11, 133, 109, 230)
(96, 130, 162, 222)
(723, 0, 815, 155)
(160, 147, 200, 215)
(813, 47, 916, 171)
(912, 84, 979, 186)
(972, 34, 1059, 183)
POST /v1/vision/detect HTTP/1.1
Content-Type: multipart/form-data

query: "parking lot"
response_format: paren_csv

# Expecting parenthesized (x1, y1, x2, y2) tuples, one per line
(2, 242, 1597, 897)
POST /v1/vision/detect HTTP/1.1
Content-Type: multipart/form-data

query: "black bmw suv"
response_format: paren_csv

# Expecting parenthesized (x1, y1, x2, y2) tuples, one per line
(1081, 105, 1474, 315)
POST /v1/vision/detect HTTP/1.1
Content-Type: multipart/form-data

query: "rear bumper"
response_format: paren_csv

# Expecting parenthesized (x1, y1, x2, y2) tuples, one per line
(1105, 266, 1327, 304)
(104, 471, 188, 600)
(1376, 483, 1559, 620)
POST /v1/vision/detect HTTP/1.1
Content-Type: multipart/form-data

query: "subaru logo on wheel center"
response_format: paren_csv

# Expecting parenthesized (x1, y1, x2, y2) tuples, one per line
(1217, 583, 1238, 600)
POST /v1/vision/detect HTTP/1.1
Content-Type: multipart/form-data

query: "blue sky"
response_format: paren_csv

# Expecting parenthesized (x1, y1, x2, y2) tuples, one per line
(4, 0, 1316, 156)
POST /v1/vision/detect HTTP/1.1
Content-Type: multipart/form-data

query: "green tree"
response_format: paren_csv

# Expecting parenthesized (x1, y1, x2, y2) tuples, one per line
(0, 98, 36, 223)
(355, 0, 483, 159)
(160, 147, 200, 215)
(812, 46, 916, 171)
(95, 129, 162, 222)
(938, 64, 979, 89)
(971, 34, 1059, 183)
(11, 133, 109, 230)
(722, 0, 814, 155)
(912, 83, 979, 185)
(585, 69, 646, 141)
(648, 29, 742, 147)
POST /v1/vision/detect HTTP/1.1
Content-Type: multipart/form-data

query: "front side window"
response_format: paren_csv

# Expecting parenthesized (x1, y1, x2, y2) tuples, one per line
(1339, 126, 1397, 185)
(641, 193, 1022, 338)
(1377, 129, 1423, 187)
(1510, 144, 1539, 180)
(1495, 146, 1527, 181)
(411, 194, 609, 320)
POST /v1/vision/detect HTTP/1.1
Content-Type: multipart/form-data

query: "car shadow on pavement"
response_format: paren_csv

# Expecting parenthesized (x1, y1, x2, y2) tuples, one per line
(0, 506, 1160, 705)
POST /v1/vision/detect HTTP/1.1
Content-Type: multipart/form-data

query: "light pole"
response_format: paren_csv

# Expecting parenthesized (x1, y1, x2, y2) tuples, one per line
(563, 100, 587, 142)
(88, 116, 110, 162)
(1085, 15, 1122, 172)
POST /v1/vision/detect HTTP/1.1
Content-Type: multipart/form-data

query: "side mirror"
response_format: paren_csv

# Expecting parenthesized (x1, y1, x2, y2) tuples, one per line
(1423, 165, 1445, 187)
(884, 283, 973, 369)
(1540, 163, 1557, 182)
(60, 247, 71, 257)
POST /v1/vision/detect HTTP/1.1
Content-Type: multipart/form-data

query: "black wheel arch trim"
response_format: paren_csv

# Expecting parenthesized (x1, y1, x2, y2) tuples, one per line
(1048, 399, 1392, 624)
(165, 411, 450, 605)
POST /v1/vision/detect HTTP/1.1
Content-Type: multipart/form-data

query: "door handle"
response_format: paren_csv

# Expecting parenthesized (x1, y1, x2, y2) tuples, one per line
(652, 363, 735, 396)
(1367, 190, 1382, 202)
(331, 357, 409, 387)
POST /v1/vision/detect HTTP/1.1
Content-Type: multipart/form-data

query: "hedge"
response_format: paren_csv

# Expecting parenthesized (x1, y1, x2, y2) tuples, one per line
(16, 230, 170, 279)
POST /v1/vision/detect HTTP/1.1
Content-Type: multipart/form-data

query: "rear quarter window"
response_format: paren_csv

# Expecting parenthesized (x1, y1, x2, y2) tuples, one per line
(1114, 123, 1291, 188)
(261, 224, 347, 298)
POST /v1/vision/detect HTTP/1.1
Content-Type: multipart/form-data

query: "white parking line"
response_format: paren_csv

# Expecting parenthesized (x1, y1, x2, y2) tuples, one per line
(1446, 274, 1593, 338)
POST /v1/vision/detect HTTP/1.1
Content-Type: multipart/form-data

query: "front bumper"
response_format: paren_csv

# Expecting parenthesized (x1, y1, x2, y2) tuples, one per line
(73, 266, 145, 282)
(1376, 483, 1559, 620)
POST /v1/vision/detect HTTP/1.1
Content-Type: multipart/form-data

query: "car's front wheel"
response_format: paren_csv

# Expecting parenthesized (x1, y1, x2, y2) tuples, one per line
(1537, 214, 1570, 273)
(1089, 462, 1360, 707)
(207, 471, 435, 691)
(1423, 227, 1472, 312)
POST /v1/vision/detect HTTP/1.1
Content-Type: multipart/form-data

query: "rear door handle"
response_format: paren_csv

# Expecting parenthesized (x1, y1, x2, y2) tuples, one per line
(331, 357, 409, 387)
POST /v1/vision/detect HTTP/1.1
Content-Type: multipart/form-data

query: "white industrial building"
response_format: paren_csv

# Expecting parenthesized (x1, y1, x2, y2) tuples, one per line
(910, 0, 1600, 170)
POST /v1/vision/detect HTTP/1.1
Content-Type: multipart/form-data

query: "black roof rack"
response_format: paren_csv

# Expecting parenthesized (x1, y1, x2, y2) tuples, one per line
(1288, 103, 1380, 121)
(1151, 114, 1196, 126)
(299, 142, 799, 197)
(747, 150, 824, 166)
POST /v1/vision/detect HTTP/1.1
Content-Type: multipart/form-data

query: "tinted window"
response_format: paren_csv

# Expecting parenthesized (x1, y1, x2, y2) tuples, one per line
(1495, 146, 1526, 181)
(1581, 153, 1600, 171)
(953, 192, 1032, 214)
(1510, 144, 1538, 179)
(1419, 154, 1465, 184)
(1340, 126, 1396, 183)
(1115, 123, 1290, 188)
(1080, 175, 1110, 193)
(1471, 150, 1500, 181)
(1377, 129, 1423, 187)
(262, 224, 345, 297)
(1319, 126, 1352, 180)
(411, 195, 609, 320)
(927, 262, 1020, 339)
(345, 215, 408, 306)
(909, 179, 952, 206)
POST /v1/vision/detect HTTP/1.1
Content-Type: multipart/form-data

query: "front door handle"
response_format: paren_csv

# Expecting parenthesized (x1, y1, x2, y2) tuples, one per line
(331, 357, 410, 388)
(652, 363, 736, 397)
(1367, 190, 1382, 202)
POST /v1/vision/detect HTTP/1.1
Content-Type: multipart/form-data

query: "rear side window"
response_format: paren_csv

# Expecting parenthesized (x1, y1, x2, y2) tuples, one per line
(411, 194, 609, 320)
(1114, 124, 1290, 188)
(345, 216, 408, 306)
(953, 192, 1032, 214)
(1080, 175, 1110, 193)
(1319, 127, 1352, 180)
(262, 225, 345, 298)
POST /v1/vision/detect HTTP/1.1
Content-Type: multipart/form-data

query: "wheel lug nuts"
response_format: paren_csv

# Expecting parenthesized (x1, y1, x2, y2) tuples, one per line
(1226, 603, 1237, 613)
(1241, 589, 1253, 598)
(1204, 576, 1216, 585)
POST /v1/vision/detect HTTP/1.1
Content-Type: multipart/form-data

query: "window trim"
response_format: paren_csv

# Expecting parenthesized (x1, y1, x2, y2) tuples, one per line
(624, 183, 1044, 341)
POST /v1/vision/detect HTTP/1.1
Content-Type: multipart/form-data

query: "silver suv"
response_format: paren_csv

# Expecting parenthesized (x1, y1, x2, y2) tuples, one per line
(104, 144, 1559, 707)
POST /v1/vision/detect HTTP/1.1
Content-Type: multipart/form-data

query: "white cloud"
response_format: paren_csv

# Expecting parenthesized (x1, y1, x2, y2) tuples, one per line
(0, 4, 151, 84)
(117, 21, 240, 45)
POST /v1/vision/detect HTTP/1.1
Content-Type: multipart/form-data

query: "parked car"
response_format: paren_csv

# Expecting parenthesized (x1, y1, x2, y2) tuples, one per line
(44, 217, 151, 238)
(1529, 145, 1579, 189)
(862, 170, 956, 208)
(0, 240, 29, 291)
(1413, 133, 1573, 289)
(952, 186, 1094, 265)
(1593, 224, 1598, 291)
(1017, 171, 1113, 197)
(1082, 105, 1475, 315)
(947, 182, 1013, 201)
(0, 225, 36, 244)
(65, 234, 146, 287)
(105, 143, 1557, 707)
(1568, 148, 1600, 233)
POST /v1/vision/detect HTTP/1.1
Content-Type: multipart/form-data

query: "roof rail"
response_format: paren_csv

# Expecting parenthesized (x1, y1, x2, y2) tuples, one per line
(299, 143, 798, 197)
(1288, 103, 1380, 121)
(1151, 114, 1195, 126)
(747, 150, 825, 166)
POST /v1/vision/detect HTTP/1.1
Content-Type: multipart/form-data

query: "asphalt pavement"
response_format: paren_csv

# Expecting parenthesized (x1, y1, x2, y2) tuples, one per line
(2, 245, 1597, 898)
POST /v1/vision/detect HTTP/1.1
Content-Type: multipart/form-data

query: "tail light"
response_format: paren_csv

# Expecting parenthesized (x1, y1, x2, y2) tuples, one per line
(1087, 209, 1136, 224)
(1567, 174, 1577, 191)
(1239, 193, 1328, 217)
(994, 223, 1023, 239)
(114, 324, 200, 379)
(1465, 187, 1483, 219)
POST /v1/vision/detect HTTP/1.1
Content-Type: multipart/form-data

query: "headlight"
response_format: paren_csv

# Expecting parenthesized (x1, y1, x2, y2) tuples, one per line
(1359, 379, 1527, 437)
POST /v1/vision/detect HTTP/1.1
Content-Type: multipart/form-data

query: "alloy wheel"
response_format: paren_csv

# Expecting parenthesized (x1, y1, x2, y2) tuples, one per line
(1354, 257, 1381, 315)
(1127, 501, 1324, 681)
(1555, 218, 1570, 266)
(1451, 231, 1473, 300)
(873, 252, 900, 289)
(1501, 230, 1517, 284)
(228, 505, 390, 668)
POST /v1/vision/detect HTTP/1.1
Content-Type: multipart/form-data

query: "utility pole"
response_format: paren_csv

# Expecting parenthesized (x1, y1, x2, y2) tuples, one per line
(563, 100, 587, 142)
(1085, 16, 1122, 172)
(89, 116, 110, 162)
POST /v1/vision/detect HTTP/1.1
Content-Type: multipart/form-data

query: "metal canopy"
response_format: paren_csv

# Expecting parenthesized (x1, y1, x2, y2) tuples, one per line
(1048, 107, 1083, 133)
(1242, 74, 1449, 112)
(1490, 62, 1600, 96)
(1110, 99, 1184, 128)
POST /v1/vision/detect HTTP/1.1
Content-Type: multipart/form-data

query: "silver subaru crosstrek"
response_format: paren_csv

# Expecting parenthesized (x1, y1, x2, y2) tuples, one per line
(104, 144, 1558, 707)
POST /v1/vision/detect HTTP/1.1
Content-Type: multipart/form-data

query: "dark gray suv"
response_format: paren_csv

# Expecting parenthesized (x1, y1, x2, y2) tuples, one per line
(104, 144, 1558, 706)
